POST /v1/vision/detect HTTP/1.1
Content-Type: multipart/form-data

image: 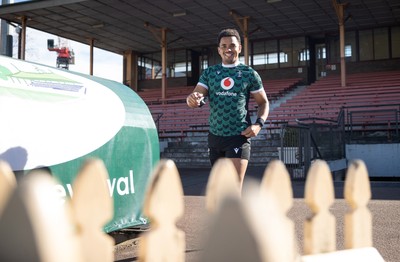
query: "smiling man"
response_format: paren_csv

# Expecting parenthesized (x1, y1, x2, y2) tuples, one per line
(186, 28, 269, 191)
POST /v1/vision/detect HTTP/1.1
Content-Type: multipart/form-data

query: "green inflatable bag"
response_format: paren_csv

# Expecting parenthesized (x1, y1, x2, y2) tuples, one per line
(0, 55, 159, 232)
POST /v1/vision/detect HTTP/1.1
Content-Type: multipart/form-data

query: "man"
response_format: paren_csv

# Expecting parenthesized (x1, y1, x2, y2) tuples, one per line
(186, 28, 269, 190)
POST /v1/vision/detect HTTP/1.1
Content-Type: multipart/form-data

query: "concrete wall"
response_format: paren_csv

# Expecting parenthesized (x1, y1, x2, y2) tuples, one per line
(346, 144, 400, 177)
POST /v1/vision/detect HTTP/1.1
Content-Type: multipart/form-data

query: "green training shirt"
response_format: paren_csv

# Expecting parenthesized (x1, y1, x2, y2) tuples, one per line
(198, 62, 264, 136)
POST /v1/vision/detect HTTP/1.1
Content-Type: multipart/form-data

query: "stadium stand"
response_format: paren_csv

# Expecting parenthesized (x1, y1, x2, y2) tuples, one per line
(143, 72, 400, 138)
(146, 102, 210, 138)
(267, 70, 400, 130)
(263, 78, 304, 100)
(137, 86, 194, 105)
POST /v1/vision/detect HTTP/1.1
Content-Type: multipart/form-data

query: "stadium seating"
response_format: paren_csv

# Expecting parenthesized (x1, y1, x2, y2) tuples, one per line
(138, 86, 194, 105)
(263, 78, 304, 100)
(138, 71, 399, 137)
(267, 70, 400, 129)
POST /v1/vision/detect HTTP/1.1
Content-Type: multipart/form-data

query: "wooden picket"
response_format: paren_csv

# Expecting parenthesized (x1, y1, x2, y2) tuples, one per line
(205, 158, 241, 213)
(138, 159, 185, 262)
(0, 166, 82, 262)
(200, 159, 299, 262)
(344, 160, 372, 249)
(0, 160, 16, 216)
(70, 158, 115, 262)
(259, 160, 298, 261)
(0, 158, 114, 262)
(304, 160, 336, 254)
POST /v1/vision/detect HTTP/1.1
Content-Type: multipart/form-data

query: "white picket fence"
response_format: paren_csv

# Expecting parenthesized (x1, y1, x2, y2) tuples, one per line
(0, 159, 113, 262)
(0, 157, 384, 261)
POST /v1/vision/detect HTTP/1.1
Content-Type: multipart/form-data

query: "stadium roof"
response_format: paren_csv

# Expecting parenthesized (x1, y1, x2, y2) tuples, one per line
(0, 0, 399, 55)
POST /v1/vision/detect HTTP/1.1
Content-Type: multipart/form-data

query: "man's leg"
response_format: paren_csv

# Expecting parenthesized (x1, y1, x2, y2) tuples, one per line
(226, 136, 250, 192)
(230, 158, 248, 191)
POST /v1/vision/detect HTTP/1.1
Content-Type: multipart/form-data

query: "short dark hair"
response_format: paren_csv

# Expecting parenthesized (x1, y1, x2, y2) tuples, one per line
(217, 28, 241, 46)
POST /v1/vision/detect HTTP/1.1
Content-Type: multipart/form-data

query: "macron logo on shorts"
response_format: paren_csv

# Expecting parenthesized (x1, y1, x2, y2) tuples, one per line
(234, 148, 240, 154)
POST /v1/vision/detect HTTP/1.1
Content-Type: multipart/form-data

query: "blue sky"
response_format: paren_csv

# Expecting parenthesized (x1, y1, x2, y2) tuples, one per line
(10, 27, 123, 83)
(5, 0, 122, 83)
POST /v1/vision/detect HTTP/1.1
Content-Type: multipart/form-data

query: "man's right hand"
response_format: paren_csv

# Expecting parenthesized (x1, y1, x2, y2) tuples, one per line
(186, 92, 204, 108)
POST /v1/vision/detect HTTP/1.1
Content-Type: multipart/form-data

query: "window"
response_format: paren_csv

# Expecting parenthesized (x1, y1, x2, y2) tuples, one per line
(345, 31, 356, 62)
(138, 56, 161, 80)
(345, 45, 352, 57)
(252, 52, 286, 65)
(299, 49, 309, 61)
(317, 46, 326, 59)
(173, 62, 190, 77)
(292, 37, 306, 66)
(201, 55, 208, 70)
(280, 38, 292, 67)
(265, 40, 278, 69)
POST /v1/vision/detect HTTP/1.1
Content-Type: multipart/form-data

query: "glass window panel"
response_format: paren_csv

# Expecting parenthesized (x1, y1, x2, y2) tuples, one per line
(292, 37, 306, 66)
(252, 41, 266, 69)
(265, 40, 278, 69)
(345, 45, 352, 57)
(345, 31, 356, 62)
(280, 38, 292, 67)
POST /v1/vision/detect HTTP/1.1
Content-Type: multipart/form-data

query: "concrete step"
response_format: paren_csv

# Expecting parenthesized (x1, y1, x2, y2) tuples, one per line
(270, 85, 308, 112)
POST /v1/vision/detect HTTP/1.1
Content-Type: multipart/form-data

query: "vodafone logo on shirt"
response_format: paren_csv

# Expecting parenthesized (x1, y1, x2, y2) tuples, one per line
(221, 77, 234, 90)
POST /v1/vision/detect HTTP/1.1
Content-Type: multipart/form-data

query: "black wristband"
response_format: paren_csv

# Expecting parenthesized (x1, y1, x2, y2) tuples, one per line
(255, 118, 265, 127)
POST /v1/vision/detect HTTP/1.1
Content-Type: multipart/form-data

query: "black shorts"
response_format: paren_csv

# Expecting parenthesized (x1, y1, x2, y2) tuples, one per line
(208, 133, 251, 166)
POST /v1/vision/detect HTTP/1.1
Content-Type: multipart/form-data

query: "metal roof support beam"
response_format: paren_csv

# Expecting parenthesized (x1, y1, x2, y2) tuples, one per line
(230, 10, 250, 66)
(145, 22, 168, 102)
(161, 28, 167, 102)
(123, 50, 138, 91)
(89, 38, 94, 75)
(1, 0, 9, 56)
(19, 15, 26, 60)
(332, 0, 349, 87)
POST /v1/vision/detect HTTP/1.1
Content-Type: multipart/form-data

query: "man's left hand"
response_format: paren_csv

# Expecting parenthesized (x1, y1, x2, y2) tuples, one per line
(241, 125, 262, 138)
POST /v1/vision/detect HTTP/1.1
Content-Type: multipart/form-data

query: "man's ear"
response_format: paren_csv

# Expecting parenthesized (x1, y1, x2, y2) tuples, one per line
(217, 46, 223, 56)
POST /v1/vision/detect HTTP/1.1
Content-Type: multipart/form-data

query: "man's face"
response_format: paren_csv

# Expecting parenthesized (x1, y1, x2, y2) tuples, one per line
(218, 36, 242, 65)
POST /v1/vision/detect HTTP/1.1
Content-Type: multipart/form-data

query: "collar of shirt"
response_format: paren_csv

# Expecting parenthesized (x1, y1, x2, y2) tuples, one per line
(221, 61, 240, 68)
